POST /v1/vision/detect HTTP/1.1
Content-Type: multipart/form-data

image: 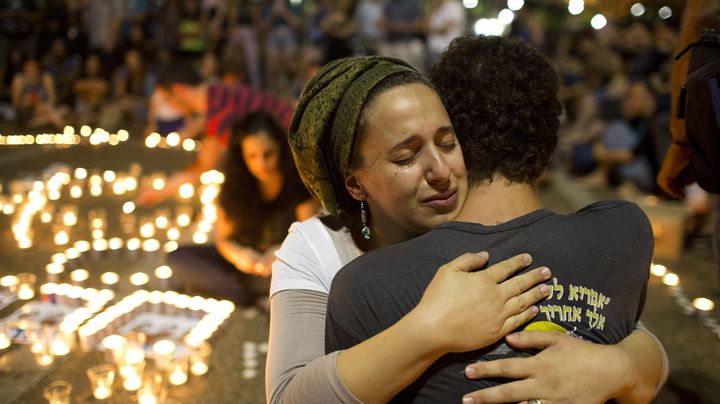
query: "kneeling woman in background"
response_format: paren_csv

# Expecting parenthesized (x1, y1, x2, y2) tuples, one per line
(169, 111, 319, 305)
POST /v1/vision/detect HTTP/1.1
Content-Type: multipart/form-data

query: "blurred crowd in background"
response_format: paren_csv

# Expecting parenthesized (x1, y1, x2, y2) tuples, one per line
(0, 0, 711, 232)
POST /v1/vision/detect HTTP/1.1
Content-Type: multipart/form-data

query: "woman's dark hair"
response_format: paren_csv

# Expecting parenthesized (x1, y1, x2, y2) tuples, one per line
(348, 71, 434, 172)
(430, 35, 561, 185)
(218, 111, 293, 245)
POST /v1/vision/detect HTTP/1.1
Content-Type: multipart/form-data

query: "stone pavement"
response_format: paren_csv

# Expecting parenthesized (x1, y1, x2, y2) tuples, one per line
(0, 129, 718, 403)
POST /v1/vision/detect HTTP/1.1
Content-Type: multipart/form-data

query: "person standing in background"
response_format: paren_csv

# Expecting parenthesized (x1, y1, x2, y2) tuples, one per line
(425, 0, 466, 70)
(657, 0, 720, 287)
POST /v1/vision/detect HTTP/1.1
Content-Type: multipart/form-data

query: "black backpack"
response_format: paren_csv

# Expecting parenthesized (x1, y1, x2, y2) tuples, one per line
(676, 28, 720, 193)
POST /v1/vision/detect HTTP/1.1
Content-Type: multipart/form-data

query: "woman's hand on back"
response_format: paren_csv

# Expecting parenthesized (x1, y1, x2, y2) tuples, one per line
(412, 252, 551, 354)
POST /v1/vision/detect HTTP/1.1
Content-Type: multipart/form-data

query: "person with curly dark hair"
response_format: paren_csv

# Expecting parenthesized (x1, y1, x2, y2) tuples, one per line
(168, 111, 318, 305)
(326, 35, 666, 403)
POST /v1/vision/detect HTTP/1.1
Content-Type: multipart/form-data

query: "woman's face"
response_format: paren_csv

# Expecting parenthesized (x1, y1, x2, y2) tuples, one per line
(241, 131, 282, 183)
(348, 83, 467, 241)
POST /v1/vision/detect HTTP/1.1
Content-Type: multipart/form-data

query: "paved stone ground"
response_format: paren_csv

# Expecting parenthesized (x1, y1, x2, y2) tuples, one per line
(0, 127, 717, 403)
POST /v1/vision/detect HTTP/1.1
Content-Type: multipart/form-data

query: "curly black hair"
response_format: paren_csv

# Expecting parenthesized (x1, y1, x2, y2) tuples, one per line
(218, 111, 296, 248)
(430, 35, 561, 185)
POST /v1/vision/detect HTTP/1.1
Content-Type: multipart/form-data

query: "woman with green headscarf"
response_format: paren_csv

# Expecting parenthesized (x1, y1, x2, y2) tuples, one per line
(266, 56, 551, 403)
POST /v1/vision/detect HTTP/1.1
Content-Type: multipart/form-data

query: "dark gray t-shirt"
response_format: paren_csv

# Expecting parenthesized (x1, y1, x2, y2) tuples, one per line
(326, 200, 653, 403)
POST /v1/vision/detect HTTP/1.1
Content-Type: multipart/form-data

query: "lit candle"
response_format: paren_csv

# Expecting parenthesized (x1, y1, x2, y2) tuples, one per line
(139, 222, 155, 238)
(190, 361, 208, 376)
(102, 170, 116, 183)
(151, 177, 165, 191)
(87, 364, 115, 400)
(693, 297, 715, 317)
(109, 237, 124, 252)
(123, 201, 136, 214)
(178, 183, 194, 199)
(662, 273, 679, 287)
(192, 231, 208, 244)
(74, 240, 91, 253)
(166, 227, 180, 241)
(113, 181, 126, 195)
(166, 132, 181, 147)
(70, 185, 82, 199)
(101, 334, 126, 363)
(46, 263, 65, 282)
(101, 272, 120, 286)
(152, 339, 176, 370)
(145, 133, 161, 149)
(36, 352, 54, 366)
(154, 266, 172, 280)
(74, 167, 88, 179)
(50, 338, 70, 356)
(182, 138, 196, 152)
(0, 275, 18, 290)
(0, 330, 10, 349)
(155, 215, 169, 229)
(41, 211, 52, 223)
(168, 362, 188, 385)
(62, 211, 77, 226)
(125, 348, 145, 365)
(16, 273, 36, 300)
(129, 272, 150, 287)
(138, 392, 158, 404)
(54, 229, 69, 246)
(94, 385, 111, 400)
(651, 264, 667, 277)
(70, 269, 89, 285)
(123, 373, 142, 391)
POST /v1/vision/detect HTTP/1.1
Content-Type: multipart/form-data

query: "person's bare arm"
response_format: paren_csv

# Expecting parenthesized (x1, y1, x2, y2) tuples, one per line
(462, 328, 666, 404)
(657, 0, 720, 197)
(268, 252, 550, 404)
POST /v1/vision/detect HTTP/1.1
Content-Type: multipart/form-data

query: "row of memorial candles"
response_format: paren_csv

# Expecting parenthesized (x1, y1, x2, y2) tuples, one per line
(0, 126, 201, 151)
(2, 163, 223, 250)
(651, 264, 716, 318)
(0, 126, 130, 147)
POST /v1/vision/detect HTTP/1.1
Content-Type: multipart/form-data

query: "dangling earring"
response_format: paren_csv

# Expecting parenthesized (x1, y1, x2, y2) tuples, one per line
(360, 200, 371, 240)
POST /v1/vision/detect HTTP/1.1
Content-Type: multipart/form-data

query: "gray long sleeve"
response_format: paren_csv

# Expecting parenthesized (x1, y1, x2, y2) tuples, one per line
(266, 289, 361, 404)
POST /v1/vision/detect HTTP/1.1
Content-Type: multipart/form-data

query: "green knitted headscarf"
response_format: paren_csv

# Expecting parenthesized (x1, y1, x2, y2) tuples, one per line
(289, 56, 419, 216)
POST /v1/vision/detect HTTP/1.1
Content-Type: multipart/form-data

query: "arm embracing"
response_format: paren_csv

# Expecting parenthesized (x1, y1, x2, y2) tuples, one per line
(266, 289, 360, 404)
(462, 327, 667, 403)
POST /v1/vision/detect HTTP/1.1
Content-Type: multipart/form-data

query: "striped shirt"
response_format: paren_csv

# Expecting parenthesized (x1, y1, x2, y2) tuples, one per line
(206, 84, 294, 145)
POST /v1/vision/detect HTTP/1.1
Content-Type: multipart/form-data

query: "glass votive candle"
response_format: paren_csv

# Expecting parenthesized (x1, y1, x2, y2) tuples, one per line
(49, 328, 71, 356)
(46, 263, 65, 283)
(189, 341, 211, 376)
(102, 334, 126, 364)
(124, 331, 146, 365)
(152, 340, 176, 371)
(16, 273, 37, 300)
(43, 380, 72, 404)
(137, 370, 166, 404)
(167, 356, 188, 386)
(120, 361, 144, 392)
(1, 275, 18, 293)
(87, 364, 115, 400)
(33, 340, 54, 367)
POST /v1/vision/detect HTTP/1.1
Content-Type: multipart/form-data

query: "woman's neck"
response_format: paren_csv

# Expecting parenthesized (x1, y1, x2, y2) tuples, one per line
(259, 173, 283, 201)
